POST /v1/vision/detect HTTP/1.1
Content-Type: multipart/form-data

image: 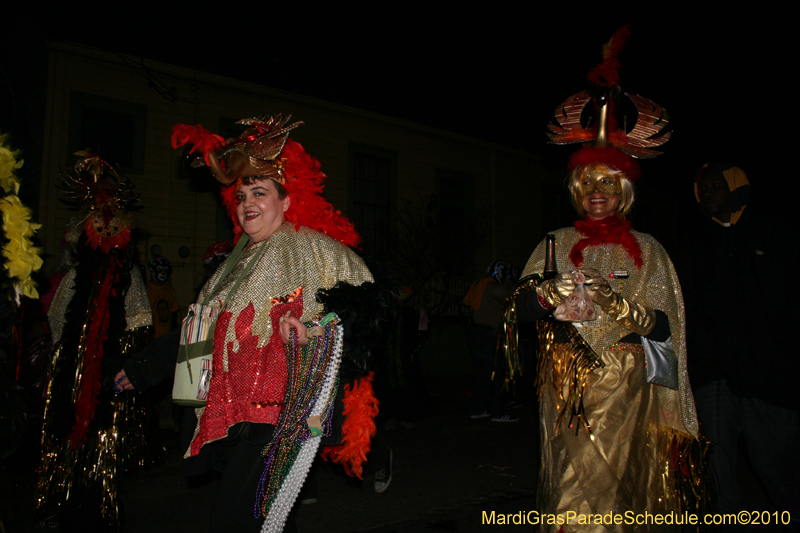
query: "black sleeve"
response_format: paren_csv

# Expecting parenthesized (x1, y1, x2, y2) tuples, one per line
(123, 328, 181, 392)
(646, 310, 671, 342)
(515, 290, 550, 322)
(316, 279, 396, 384)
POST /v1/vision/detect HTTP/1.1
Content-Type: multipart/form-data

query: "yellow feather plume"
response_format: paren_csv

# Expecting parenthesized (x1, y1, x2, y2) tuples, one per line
(0, 133, 43, 300)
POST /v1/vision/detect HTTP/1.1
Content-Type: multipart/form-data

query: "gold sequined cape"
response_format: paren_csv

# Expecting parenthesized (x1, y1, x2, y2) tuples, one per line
(189, 223, 373, 455)
(522, 227, 698, 533)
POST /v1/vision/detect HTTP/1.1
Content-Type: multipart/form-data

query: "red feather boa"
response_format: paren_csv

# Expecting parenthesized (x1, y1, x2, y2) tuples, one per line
(220, 139, 360, 247)
(321, 372, 379, 479)
(68, 255, 121, 447)
(568, 146, 641, 182)
(570, 215, 642, 269)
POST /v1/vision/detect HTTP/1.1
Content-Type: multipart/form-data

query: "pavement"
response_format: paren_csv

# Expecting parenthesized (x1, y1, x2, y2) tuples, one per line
(2, 373, 784, 533)
(119, 376, 538, 533)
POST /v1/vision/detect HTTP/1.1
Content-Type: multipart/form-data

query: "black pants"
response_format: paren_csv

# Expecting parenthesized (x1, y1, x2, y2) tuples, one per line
(208, 422, 275, 533)
(467, 324, 505, 417)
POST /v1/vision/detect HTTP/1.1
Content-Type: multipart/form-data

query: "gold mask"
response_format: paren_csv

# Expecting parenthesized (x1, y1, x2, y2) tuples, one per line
(577, 171, 623, 196)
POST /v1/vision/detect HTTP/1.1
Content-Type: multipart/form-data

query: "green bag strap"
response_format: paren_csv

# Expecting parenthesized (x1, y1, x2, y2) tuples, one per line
(219, 237, 268, 312)
(200, 235, 251, 306)
(184, 235, 267, 343)
(178, 235, 269, 382)
(200, 234, 271, 310)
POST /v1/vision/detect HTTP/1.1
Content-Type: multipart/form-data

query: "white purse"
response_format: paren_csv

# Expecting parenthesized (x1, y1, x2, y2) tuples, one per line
(172, 303, 219, 405)
(172, 236, 259, 405)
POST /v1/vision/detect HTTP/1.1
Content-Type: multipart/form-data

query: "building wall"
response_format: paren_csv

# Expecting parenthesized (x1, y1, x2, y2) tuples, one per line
(39, 42, 561, 316)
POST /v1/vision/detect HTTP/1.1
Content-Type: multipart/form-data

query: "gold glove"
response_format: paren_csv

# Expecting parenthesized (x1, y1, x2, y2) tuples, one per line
(536, 279, 563, 308)
(538, 272, 589, 306)
(580, 268, 606, 288)
(585, 277, 655, 335)
(538, 272, 583, 306)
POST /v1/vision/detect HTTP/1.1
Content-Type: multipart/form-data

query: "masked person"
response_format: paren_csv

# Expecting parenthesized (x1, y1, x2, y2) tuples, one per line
(146, 256, 179, 338)
(508, 28, 704, 532)
(35, 153, 153, 531)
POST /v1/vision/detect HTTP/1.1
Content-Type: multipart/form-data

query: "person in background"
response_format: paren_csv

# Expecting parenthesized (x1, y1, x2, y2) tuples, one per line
(35, 153, 153, 532)
(679, 162, 800, 529)
(463, 260, 517, 422)
(146, 256, 179, 338)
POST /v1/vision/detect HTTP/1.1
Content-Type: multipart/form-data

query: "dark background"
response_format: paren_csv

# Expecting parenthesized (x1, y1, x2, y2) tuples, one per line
(2, 5, 792, 255)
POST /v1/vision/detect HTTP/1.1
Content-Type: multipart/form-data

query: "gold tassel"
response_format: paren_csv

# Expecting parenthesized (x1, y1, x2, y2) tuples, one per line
(35, 326, 155, 529)
(537, 320, 604, 437)
(498, 274, 605, 436)
(495, 277, 540, 391)
(494, 297, 520, 393)
(36, 397, 135, 527)
(657, 426, 712, 523)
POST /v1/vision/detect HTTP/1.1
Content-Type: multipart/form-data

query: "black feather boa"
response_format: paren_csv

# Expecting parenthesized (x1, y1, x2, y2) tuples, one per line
(315, 262, 399, 385)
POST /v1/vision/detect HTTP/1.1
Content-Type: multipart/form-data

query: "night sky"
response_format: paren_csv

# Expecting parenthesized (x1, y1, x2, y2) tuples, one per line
(3, 5, 792, 253)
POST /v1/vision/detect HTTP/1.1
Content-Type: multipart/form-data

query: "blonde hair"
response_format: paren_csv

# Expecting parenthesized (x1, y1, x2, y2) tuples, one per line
(567, 162, 635, 218)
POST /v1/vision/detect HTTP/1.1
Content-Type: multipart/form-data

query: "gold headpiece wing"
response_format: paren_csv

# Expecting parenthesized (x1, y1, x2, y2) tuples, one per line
(547, 91, 670, 159)
(208, 114, 305, 185)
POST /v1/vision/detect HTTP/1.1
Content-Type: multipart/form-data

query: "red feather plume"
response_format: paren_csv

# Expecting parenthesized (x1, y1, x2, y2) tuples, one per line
(587, 25, 631, 88)
(320, 372, 379, 479)
(171, 124, 225, 166)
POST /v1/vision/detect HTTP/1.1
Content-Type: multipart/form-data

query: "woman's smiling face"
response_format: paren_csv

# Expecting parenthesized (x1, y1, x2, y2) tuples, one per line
(235, 178, 290, 243)
(579, 170, 622, 220)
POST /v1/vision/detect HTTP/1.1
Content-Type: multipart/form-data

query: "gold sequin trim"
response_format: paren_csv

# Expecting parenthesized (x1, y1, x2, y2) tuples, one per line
(608, 342, 645, 353)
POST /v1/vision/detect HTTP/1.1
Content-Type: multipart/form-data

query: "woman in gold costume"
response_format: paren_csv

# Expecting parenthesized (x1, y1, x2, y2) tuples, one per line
(518, 160, 700, 532)
(512, 27, 703, 533)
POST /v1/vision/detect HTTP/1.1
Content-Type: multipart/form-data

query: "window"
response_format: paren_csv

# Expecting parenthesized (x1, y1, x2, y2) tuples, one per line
(349, 143, 396, 257)
(69, 92, 147, 173)
(435, 169, 474, 276)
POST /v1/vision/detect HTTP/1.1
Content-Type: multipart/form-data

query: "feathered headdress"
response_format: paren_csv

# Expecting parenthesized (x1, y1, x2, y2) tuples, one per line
(546, 26, 670, 180)
(171, 115, 360, 247)
(59, 151, 139, 252)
